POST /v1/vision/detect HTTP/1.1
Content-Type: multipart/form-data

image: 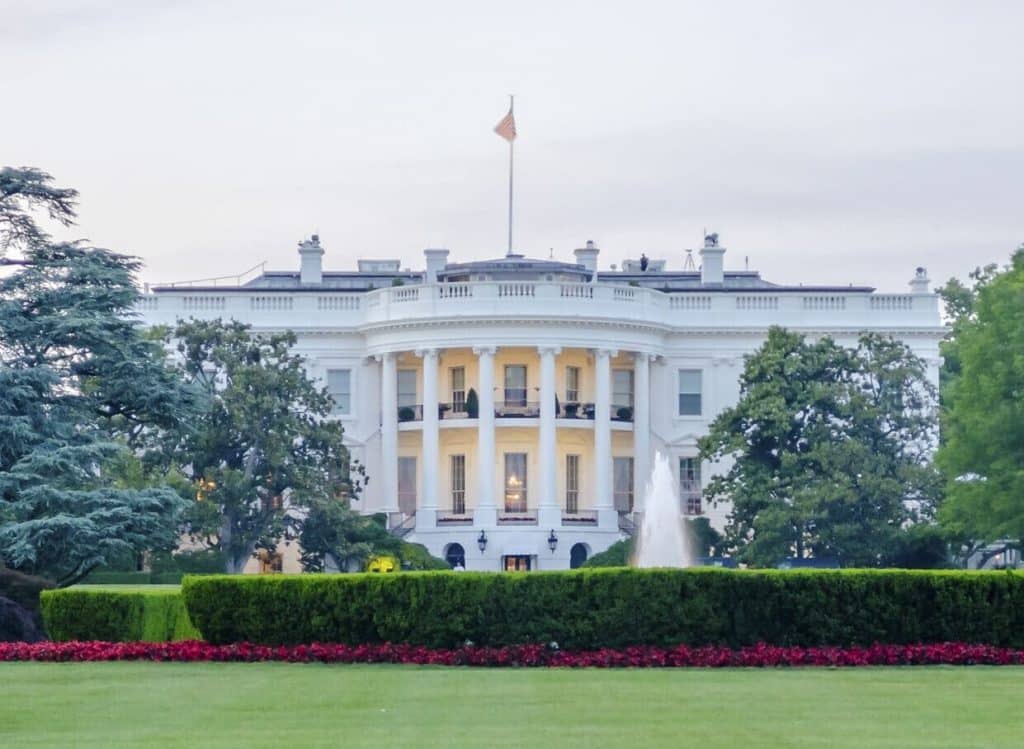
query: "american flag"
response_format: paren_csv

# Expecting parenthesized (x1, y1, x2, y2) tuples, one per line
(493, 107, 516, 142)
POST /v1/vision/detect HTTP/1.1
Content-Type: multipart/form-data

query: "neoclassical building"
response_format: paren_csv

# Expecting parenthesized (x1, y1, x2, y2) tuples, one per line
(138, 234, 944, 571)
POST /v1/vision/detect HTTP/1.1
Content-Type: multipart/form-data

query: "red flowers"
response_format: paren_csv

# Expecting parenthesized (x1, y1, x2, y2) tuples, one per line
(2, 640, 1023, 667)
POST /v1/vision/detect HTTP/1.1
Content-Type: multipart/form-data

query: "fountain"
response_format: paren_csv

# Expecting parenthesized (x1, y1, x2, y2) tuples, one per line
(634, 451, 693, 568)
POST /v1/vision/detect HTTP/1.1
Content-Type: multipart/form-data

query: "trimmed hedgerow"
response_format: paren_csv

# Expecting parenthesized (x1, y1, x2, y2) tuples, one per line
(182, 568, 1024, 649)
(41, 588, 200, 642)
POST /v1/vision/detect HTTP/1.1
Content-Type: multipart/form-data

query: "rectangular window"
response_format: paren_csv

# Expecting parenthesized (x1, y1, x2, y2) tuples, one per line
(613, 457, 634, 512)
(565, 366, 580, 402)
(398, 369, 418, 408)
(680, 457, 702, 515)
(565, 454, 580, 513)
(678, 369, 702, 416)
(450, 366, 466, 412)
(504, 453, 527, 512)
(397, 456, 417, 514)
(504, 365, 527, 407)
(450, 454, 466, 514)
(612, 369, 634, 409)
(326, 369, 351, 415)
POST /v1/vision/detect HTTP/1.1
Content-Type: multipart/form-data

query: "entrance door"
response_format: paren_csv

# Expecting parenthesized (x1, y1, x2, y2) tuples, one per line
(503, 555, 532, 572)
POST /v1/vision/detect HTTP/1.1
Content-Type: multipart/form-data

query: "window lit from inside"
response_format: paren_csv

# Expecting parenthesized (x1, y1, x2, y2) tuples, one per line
(504, 365, 527, 407)
(504, 453, 527, 512)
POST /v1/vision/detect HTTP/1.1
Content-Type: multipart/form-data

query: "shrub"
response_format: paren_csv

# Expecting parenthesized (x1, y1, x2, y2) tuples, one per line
(181, 568, 1024, 649)
(41, 588, 200, 642)
(465, 388, 479, 418)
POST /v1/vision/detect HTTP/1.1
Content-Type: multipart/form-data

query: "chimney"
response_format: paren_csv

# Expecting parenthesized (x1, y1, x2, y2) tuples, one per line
(298, 234, 324, 285)
(574, 240, 600, 275)
(699, 232, 724, 285)
(909, 267, 930, 294)
(423, 248, 450, 283)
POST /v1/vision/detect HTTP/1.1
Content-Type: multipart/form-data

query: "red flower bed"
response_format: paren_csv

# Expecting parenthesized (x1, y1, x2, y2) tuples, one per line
(3, 640, 1024, 667)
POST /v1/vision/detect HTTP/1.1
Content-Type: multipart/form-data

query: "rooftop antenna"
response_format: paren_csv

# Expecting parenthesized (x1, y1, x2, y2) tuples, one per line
(549, 248, 554, 259)
(683, 249, 697, 271)
(745, 255, 749, 271)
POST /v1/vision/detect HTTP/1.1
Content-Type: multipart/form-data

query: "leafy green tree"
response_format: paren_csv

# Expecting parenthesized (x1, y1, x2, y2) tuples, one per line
(699, 327, 940, 567)
(0, 168, 197, 586)
(937, 247, 1024, 549)
(165, 319, 364, 573)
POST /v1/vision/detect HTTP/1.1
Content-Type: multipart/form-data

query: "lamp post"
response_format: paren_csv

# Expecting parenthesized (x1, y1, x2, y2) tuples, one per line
(547, 529, 558, 553)
(477, 530, 488, 553)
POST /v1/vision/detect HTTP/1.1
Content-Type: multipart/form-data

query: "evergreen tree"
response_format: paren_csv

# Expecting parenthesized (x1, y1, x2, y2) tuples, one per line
(0, 168, 197, 586)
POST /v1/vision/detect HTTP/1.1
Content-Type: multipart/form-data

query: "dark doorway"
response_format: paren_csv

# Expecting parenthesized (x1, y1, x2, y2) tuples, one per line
(445, 543, 466, 569)
(570, 543, 589, 569)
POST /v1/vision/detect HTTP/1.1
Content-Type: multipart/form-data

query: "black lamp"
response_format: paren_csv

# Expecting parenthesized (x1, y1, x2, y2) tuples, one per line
(477, 530, 488, 552)
(547, 529, 558, 553)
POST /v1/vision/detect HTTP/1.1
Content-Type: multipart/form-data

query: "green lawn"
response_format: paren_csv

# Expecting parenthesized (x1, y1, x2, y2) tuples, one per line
(2, 663, 1020, 748)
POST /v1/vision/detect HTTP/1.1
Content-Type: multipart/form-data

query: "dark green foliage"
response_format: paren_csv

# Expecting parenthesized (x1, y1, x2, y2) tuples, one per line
(164, 319, 360, 573)
(149, 548, 226, 575)
(700, 327, 940, 567)
(41, 588, 200, 642)
(0, 169, 198, 586)
(582, 539, 633, 567)
(938, 248, 1024, 545)
(80, 571, 188, 585)
(397, 542, 450, 571)
(182, 569, 1024, 649)
(465, 388, 479, 418)
(0, 565, 54, 613)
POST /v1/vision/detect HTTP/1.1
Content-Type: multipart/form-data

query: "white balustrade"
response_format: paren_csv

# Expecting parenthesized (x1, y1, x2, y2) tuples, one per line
(251, 296, 294, 311)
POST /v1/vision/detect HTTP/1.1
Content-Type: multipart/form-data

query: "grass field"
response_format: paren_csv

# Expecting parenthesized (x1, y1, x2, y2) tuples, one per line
(2, 663, 1021, 748)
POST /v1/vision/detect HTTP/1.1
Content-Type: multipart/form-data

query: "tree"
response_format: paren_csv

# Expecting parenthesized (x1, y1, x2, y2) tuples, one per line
(165, 319, 362, 573)
(937, 247, 1024, 548)
(0, 169, 197, 586)
(699, 327, 940, 567)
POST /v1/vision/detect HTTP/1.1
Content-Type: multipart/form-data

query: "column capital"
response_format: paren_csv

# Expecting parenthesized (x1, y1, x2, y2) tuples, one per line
(472, 345, 498, 356)
(594, 347, 618, 359)
(632, 351, 652, 363)
(414, 347, 440, 358)
(373, 351, 397, 363)
(537, 345, 562, 357)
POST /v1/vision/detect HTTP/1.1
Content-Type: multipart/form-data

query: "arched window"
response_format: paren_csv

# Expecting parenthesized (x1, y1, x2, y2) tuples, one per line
(445, 543, 466, 570)
(570, 543, 589, 569)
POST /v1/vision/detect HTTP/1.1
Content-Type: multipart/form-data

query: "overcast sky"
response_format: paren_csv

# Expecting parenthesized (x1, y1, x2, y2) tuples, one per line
(3, 0, 1021, 291)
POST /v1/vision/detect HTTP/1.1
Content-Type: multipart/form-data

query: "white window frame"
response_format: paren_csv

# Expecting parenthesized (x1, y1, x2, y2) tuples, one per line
(565, 454, 580, 513)
(326, 368, 351, 415)
(680, 456, 702, 515)
(451, 454, 466, 514)
(398, 369, 418, 408)
(678, 369, 702, 416)
(612, 368, 634, 409)
(565, 366, 581, 402)
(450, 366, 466, 412)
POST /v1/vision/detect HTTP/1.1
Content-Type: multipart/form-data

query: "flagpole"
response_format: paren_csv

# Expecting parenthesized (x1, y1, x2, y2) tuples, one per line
(507, 94, 514, 256)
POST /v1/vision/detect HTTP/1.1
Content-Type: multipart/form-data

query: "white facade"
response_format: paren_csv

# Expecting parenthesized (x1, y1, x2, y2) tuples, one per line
(138, 235, 944, 571)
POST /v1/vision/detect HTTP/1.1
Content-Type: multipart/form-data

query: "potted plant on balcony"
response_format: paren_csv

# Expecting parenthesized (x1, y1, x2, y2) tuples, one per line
(564, 402, 579, 418)
(465, 388, 479, 419)
(398, 406, 416, 422)
(616, 406, 633, 421)
(554, 394, 560, 418)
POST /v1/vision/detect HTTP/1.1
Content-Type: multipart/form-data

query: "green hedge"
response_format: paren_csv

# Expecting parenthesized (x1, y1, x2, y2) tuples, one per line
(182, 568, 1024, 649)
(41, 588, 200, 642)
(81, 571, 187, 586)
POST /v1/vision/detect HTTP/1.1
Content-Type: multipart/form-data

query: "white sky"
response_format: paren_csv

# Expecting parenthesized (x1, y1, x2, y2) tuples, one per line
(2, 0, 1022, 291)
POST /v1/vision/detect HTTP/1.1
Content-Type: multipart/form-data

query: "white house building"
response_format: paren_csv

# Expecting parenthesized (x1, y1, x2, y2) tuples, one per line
(137, 234, 944, 572)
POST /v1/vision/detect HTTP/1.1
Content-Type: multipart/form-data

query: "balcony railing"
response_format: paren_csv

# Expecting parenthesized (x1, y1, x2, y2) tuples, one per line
(436, 511, 473, 524)
(495, 401, 540, 418)
(498, 509, 538, 525)
(397, 404, 423, 422)
(562, 510, 599, 524)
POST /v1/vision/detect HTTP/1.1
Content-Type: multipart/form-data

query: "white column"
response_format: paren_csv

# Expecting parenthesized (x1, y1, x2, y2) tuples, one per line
(594, 348, 614, 523)
(379, 352, 398, 514)
(633, 352, 651, 513)
(473, 346, 497, 525)
(418, 348, 439, 519)
(538, 346, 561, 524)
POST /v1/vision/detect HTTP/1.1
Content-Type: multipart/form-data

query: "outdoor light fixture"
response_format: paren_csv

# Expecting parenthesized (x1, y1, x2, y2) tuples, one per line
(477, 530, 488, 552)
(548, 529, 558, 553)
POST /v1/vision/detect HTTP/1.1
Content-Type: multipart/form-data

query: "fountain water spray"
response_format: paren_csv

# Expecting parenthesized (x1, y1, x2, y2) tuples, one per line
(634, 451, 692, 568)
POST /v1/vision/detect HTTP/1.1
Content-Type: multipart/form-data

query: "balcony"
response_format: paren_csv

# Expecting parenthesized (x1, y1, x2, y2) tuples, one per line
(561, 510, 599, 525)
(436, 510, 473, 525)
(495, 401, 540, 418)
(498, 509, 538, 525)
